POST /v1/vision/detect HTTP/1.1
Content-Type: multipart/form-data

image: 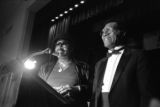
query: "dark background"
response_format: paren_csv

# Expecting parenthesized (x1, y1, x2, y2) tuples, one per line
(29, 0, 160, 99)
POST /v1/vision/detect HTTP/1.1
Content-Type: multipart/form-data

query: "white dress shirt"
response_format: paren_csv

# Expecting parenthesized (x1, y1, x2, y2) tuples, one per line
(102, 46, 124, 92)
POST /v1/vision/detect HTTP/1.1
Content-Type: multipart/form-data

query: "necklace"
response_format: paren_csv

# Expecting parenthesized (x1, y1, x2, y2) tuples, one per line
(58, 60, 71, 72)
(58, 66, 63, 72)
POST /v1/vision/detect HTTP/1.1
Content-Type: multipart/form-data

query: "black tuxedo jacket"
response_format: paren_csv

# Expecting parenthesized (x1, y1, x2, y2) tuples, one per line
(90, 47, 150, 107)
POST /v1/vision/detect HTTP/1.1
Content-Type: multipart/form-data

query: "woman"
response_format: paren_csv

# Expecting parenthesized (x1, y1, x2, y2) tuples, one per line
(39, 37, 89, 107)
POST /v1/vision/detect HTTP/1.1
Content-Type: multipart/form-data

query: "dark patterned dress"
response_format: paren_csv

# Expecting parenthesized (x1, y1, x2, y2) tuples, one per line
(39, 60, 89, 107)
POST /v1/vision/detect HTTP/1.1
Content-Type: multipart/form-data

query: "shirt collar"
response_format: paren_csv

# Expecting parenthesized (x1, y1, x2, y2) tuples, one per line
(108, 46, 124, 53)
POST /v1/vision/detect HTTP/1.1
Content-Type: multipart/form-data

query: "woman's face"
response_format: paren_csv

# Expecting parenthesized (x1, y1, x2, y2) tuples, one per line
(54, 40, 70, 57)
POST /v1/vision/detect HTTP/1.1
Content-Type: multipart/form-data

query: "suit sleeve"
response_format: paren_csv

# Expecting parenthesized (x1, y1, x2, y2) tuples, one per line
(136, 51, 151, 106)
(75, 62, 90, 101)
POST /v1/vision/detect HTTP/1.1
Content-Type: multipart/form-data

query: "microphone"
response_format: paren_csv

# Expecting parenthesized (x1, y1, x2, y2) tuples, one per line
(42, 48, 58, 57)
(23, 48, 58, 66)
(42, 48, 51, 54)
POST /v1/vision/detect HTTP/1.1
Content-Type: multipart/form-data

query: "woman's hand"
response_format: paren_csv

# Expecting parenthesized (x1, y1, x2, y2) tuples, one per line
(55, 85, 81, 97)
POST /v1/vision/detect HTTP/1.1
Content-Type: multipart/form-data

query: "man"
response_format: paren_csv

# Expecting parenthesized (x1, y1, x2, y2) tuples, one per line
(39, 37, 89, 107)
(90, 20, 150, 107)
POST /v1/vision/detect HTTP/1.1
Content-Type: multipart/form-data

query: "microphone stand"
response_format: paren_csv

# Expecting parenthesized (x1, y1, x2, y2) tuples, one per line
(23, 48, 51, 64)
(22, 48, 69, 104)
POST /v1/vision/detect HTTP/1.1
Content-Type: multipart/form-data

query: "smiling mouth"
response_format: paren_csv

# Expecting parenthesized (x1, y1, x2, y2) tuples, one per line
(57, 49, 64, 52)
(57, 48, 67, 53)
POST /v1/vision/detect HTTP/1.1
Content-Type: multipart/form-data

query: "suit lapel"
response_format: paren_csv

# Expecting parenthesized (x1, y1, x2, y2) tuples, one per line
(97, 58, 108, 87)
(110, 48, 131, 90)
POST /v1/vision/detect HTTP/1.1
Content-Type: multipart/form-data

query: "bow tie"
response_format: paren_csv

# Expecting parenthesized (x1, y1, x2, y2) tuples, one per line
(106, 47, 124, 57)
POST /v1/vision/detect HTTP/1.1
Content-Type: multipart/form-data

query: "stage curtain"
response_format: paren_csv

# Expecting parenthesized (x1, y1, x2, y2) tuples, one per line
(48, 0, 124, 47)
(48, 16, 71, 49)
(0, 60, 23, 107)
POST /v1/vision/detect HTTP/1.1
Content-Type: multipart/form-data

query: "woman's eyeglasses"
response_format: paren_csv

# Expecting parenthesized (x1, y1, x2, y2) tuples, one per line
(56, 40, 69, 46)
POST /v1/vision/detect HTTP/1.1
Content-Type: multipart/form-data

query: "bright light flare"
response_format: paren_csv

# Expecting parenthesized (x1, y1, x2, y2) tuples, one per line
(80, 0, 85, 4)
(51, 19, 55, 22)
(69, 8, 73, 11)
(74, 4, 79, 8)
(64, 11, 68, 14)
(59, 14, 64, 17)
(24, 59, 37, 70)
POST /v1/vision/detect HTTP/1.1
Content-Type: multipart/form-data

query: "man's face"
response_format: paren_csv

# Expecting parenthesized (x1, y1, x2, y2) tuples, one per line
(101, 22, 120, 49)
(54, 40, 69, 57)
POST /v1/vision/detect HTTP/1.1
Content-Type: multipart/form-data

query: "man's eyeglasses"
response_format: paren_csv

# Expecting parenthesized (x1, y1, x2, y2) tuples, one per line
(100, 31, 111, 37)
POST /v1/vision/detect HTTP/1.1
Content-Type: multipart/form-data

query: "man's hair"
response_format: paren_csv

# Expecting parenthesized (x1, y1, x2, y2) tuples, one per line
(103, 18, 126, 32)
